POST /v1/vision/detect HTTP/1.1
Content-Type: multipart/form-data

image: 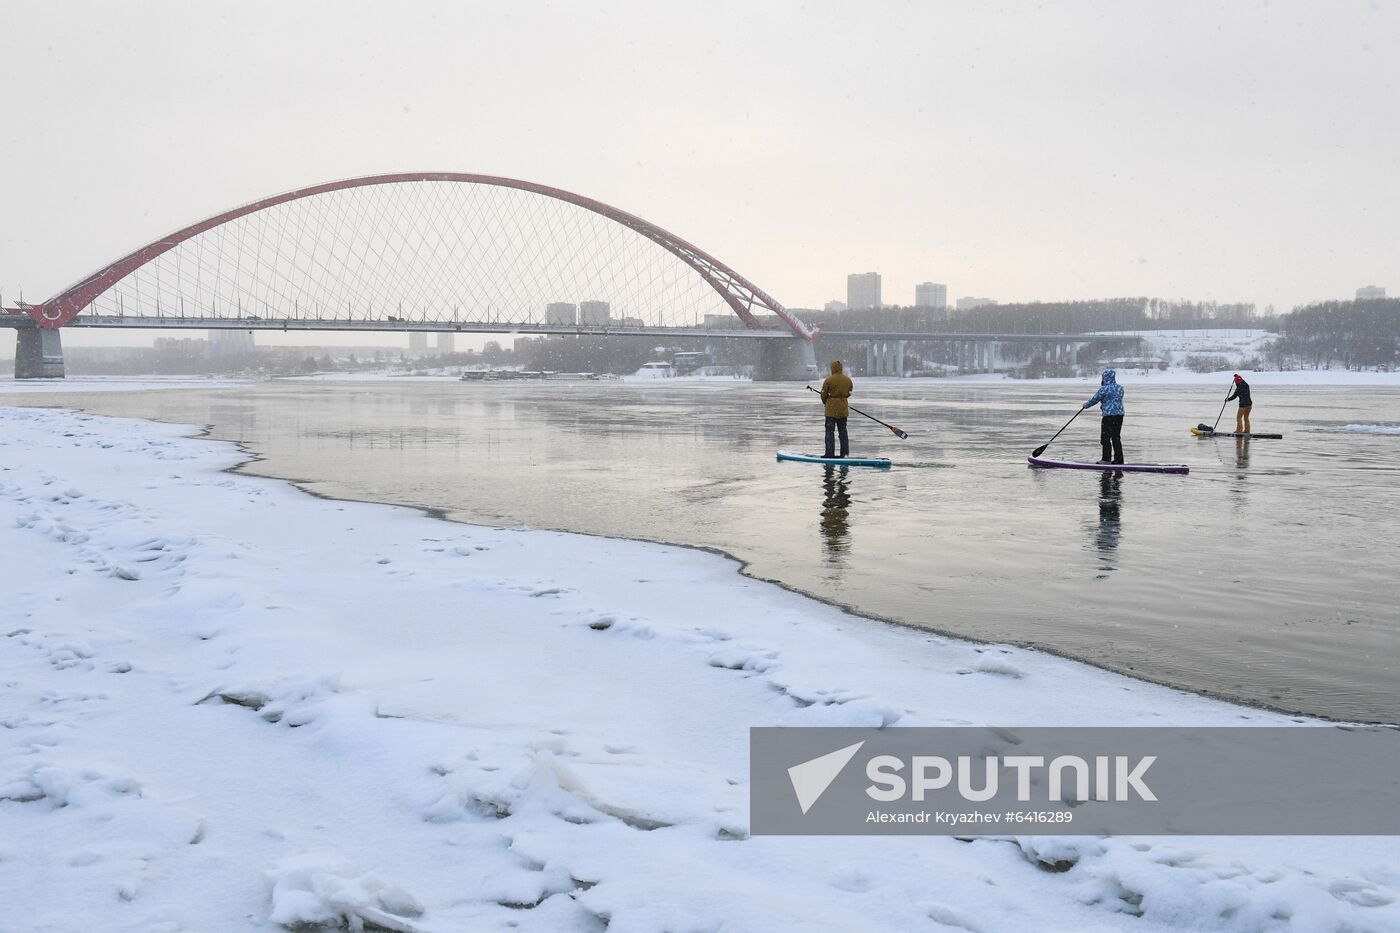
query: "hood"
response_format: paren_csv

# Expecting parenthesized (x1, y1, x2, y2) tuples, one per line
(1101, 369, 1117, 385)
(830, 360, 844, 374)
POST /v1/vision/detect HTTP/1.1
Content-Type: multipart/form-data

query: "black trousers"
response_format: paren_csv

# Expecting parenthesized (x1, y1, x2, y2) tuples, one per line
(824, 416, 849, 458)
(1100, 415, 1124, 464)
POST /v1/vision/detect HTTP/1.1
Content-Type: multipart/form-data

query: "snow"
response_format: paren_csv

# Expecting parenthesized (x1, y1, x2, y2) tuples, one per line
(891, 329, 1400, 385)
(872, 368, 1400, 387)
(0, 375, 249, 393)
(2, 404, 1398, 932)
(265, 853, 425, 932)
(275, 371, 466, 383)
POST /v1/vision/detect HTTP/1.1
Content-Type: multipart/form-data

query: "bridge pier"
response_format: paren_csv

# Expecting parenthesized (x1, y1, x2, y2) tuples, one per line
(869, 342, 885, 376)
(15, 327, 65, 379)
(864, 340, 907, 377)
(754, 338, 819, 381)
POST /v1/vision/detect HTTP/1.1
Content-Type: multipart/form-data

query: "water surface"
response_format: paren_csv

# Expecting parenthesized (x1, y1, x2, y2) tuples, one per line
(10, 378, 1398, 721)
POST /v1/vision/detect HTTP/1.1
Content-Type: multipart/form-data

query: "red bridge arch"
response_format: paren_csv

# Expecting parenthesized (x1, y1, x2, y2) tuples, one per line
(27, 172, 816, 338)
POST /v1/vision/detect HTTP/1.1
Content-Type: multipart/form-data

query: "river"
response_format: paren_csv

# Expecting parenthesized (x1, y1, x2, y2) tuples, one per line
(8, 377, 1398, 722)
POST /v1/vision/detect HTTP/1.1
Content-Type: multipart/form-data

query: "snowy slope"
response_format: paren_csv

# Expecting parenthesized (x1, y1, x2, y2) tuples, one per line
(2, 406, 1397, 932)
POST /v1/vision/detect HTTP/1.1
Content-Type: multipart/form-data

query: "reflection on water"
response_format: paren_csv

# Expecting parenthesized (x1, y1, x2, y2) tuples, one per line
(1093, 470, 1123, 576)
(1230, 437, 1252, 514)
(820, 465, 852, 567)
(1234, 437, 1252, 469)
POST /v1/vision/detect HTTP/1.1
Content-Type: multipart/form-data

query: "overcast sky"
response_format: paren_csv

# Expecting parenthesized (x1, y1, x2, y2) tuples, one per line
(2, 0, 1396, 348)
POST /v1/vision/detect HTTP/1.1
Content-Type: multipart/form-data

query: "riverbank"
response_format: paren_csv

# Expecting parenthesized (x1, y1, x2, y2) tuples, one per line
(3, 403, 1398, 931)
(0, 375, 250, 393)
(266, 367, 1400, 387)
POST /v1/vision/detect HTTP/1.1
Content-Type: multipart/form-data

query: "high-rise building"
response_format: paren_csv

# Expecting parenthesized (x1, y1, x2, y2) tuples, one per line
(955, 297, 997, 311)
(915, 283, 947, 310)
(436, 332, 455, 354)
(579, 300, 611, 325)
(1356, 285, 1387, 301)
(153, 337, 208, 355)
(208, 329, 255, 357)
(408, 332, 429, 355)
(847, 272, 881, 310)
(546, 302, 578, 325)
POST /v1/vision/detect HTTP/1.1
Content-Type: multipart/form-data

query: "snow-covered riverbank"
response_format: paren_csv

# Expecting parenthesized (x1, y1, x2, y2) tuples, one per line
(3, 405, 1397, 932)
(0, 376, 251, 393)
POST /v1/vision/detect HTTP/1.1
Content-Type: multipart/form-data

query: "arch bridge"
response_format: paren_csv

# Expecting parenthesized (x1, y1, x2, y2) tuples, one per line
(5, 173, 821, 379)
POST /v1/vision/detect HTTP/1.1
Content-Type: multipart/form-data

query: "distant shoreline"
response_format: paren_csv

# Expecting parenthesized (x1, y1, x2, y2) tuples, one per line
(4, 368, 1400, 393)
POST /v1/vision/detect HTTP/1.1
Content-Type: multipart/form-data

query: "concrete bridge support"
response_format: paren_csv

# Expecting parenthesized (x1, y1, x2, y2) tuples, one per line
(15, 327, 65, 378)
(960, 340, 995, 372)
(754, 337, 819, 381)
(864, 340, 906, 377)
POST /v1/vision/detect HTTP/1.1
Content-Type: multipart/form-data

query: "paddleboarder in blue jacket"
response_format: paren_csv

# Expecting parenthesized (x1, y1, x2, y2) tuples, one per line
(1083, 369, 1125, 464)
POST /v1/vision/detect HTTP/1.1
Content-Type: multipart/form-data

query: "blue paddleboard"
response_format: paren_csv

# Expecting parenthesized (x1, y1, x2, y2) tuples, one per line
(777, 450, 892, 468)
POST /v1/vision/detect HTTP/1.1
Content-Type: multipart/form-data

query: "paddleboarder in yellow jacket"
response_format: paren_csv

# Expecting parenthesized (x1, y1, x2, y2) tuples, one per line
(1226, 373, 1253, 434)
(820, 360, 853, 458)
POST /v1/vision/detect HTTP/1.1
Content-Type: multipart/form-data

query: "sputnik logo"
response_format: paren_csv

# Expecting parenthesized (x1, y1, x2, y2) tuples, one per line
(788, 741, 865, 814)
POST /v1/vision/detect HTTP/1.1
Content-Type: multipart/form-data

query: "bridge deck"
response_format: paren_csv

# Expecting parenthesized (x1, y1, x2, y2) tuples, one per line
(1, 314, 1136, 343)
(0, 315, 794, 340)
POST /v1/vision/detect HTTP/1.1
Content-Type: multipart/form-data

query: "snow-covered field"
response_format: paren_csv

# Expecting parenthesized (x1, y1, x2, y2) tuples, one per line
(933, 329, 1399, 386)
(3, 404, 1399, 932)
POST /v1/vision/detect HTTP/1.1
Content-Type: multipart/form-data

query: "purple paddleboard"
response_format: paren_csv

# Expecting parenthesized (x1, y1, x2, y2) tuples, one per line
(1027, 455, 1189, 475)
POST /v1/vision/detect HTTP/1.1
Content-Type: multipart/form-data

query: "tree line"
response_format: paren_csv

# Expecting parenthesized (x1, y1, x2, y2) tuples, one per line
(1267, 298, 1400, 370)
(812, 298, 1259, 335)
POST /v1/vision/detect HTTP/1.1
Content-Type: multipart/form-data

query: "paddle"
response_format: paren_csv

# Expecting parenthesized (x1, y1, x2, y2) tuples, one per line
(1031, 407, 1084, 458)
(806, 385, 909, 439)
(1208, 382, 1233, 433)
